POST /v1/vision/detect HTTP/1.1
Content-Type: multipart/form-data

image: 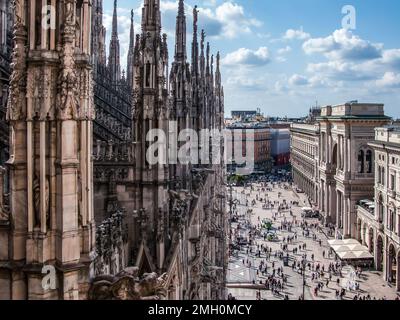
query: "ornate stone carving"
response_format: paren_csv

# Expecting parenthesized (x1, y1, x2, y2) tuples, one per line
(57, 1, 80, 121)
(88, 268, 167, 300)
(6, 8, 27, 121)
(57, 53, 79, 120)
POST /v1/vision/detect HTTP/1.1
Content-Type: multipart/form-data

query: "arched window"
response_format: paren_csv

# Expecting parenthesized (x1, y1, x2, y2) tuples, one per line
(332, 144, 338, 167)
(378, 194, 384, 224)
(378, 167, 382, 184)
(145, 61, 151, 87)
(389, 208, 396, 232)
(358, 150, 364, 173)
(366, 150, 373, 173)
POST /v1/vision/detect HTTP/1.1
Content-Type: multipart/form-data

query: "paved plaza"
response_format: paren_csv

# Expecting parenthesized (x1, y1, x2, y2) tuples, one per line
(226, 180, 400, 300)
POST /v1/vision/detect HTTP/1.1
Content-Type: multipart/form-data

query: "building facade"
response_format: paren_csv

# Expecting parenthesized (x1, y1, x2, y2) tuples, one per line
(290, 102, 391, 239)
(356, 126, 400, 291)
(317, 103, 390, 239)
(290, 123, 320, 203)
(270, 128, 290, 167)
(226, 122, 271, 173)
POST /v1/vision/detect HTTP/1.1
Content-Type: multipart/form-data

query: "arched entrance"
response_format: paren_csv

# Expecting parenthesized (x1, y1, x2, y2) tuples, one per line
(376, 235, 384, 271)
(397, 251, 400, 291)
(388, 244, 397, 287)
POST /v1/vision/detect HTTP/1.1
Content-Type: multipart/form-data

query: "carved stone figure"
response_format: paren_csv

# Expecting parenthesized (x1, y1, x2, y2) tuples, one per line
(88, 268, 167, 300)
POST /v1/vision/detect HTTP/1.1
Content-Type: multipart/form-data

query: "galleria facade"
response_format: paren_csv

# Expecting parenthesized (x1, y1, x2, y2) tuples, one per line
(291, 102, 400, 291)
(0, 0, 227, 300)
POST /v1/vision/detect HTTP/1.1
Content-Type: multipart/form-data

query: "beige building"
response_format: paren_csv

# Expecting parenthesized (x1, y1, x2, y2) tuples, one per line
(290, 123, 320, 203)
(317, 103, 391, 239)
(226, 122, 272, 172)
(290, 102, 391, 239)
(357, 126, 400, 291)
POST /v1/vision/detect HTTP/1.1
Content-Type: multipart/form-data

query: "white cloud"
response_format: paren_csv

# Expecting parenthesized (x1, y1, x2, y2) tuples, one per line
(303, 29, 383, 61)
(376, 72, 400, 88)
(274, 80, 289, 93)
(306, 60, 377, 81)
(381, 49, 400, 70)
(222, 47, 271, 66)
(277, 46, 292, 55)
(289, 74, 309, 86)
(283, 27, 310, 40)
(199, 2, 263, 39)
(226, 76, 266, 90)
(301, 29, 400, 88)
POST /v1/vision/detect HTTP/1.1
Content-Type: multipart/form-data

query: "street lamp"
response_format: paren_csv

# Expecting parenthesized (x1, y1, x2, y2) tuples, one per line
(302, 254, 307, 300)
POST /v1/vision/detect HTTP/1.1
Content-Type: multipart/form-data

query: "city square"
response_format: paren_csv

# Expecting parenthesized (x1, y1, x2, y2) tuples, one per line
(0, 0, 400, 303)
(227, 177, 400, 300)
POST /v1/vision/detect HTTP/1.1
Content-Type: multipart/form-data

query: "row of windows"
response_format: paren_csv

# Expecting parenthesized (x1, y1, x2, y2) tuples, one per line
(377, 200, 400, 234)
(291, 139, 316, 157)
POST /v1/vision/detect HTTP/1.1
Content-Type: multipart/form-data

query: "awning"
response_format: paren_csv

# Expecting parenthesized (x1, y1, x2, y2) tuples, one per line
(328, 239, 359, 246)
(328, 239, 374, 261)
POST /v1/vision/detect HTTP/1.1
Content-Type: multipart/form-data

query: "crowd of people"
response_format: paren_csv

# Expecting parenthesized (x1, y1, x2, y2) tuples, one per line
(228, 173, 399, 301)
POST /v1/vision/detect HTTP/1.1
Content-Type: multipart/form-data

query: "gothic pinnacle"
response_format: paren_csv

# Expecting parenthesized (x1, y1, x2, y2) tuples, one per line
(142, 0, 161, 32)
(193, 5, 198, 35)
(112, 0, 118, 37)
(200, 30, 205, 55)
(128, 9, 135, 51)
(127, 9, 135, 88)
(191, 5, 199, 76)
(206, 42, 210, 76)
(108, 0, 121, 83)
(200, 30, 205, 79)
(175, 0, 186, 61)
(178, 0, 184, 15)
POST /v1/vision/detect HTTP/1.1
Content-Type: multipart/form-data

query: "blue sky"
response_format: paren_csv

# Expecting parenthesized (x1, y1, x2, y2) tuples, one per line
(103, 0, 400, 118)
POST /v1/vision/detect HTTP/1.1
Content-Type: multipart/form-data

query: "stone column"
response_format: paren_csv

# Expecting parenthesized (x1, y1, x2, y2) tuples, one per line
(347, 137, 351, 174)
(319, 184, 323, 211)
(339, 136, 342, 169)
(343, 195, 348, 237)
(4, 0, 95, 300)
(6, 6, 28, 298)
(347, 197, 352, 237)
(325, 182, 329, 218)
(336, 190, 341, 230)
(344, 135, 348, 173)
(327, 184, 332, 220)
